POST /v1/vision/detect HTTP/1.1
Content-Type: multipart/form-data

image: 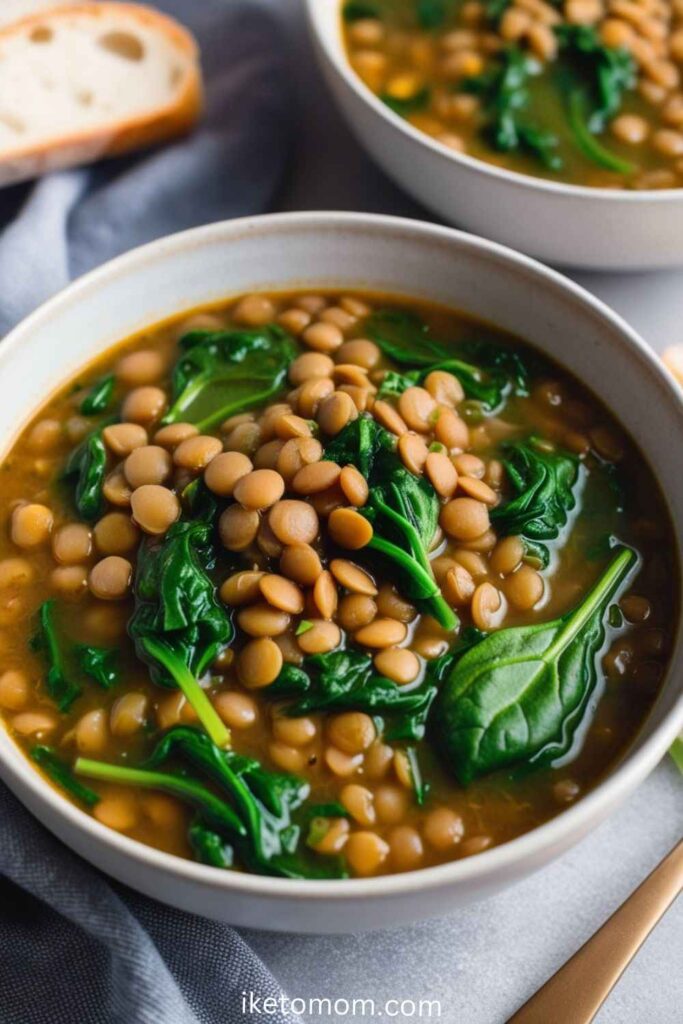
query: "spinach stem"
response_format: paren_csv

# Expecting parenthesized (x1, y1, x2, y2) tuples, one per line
(368, 534, 457, 631)
(545, 546, 636, 661)
(74, 757, 246, 835)
(141, 637, 231, 749)
(567, 91, 635, 174)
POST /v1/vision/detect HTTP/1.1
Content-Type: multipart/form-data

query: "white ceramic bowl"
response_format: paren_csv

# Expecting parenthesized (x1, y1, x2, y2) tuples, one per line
(0, 212, 681, 933)
(307, 0, 683, 271)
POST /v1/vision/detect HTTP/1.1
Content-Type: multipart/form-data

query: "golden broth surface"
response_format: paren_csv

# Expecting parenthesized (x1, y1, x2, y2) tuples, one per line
(0, 290, 677, 878)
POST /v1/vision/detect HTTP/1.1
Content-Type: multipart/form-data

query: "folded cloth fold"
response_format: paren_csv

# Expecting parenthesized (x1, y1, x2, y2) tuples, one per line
(0, 3, 299, 1021)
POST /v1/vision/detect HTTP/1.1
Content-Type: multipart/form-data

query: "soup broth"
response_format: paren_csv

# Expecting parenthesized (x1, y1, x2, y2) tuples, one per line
(342, 0, 683, 189)
(0, 290, 676, 879)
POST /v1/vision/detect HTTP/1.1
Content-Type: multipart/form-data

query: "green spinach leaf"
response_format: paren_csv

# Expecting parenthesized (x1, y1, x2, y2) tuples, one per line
(62, 420, 111, 521)
(405, 746, 429, 805)
(377, 369, 421, 399)
(143, 726, 345, 878)
(490, 437, 580, 564)
(75, 757, 247, 836)
(463, 47, 562, 170)
(555, 25, 636, 173)
(365, 309, 450, 366)
(76, 645, 120, 689)
(438, 546, 636, 783)
(189, 824, 234, 868)
(79, 375, 115, 416)
(31, 600, 81, 711)
(31, 746, 99, 806)
(325, 416, 457, 629)
(267, 649, 438, 741)
(163, 326, 296, 432)
(365, 310, 527, 409)
(129, 518, 233, 747)
(416, 0, 452, 28)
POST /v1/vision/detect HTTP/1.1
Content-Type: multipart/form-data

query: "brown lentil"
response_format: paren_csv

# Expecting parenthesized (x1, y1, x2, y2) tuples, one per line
(337, 593, 377, 631)
(355, 617, 407, 648)
(269, 500, 319, 545)
(131, 485, 180, 535)
(52, 523, 92, 564)
(279, 544, 323, 586)
(238, 637, 284, 688)
(259, 574, 305, 614)
(328, 507, 373, 549)
(297, 619, 341, 654)
(93, 513, 139, 556)
(103, 422, 148, 457)
(204, 451, 253, 497)
(329, 559, 377, 596)
(374, 646, 420, 684)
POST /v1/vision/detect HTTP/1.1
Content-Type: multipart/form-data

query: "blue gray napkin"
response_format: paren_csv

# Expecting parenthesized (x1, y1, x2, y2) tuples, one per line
(0, 2, 301, 1021)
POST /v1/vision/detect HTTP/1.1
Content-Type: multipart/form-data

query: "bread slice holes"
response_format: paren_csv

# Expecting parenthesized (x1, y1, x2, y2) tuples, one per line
(99, 30, 145, 62)
(30, 25, 53, 44)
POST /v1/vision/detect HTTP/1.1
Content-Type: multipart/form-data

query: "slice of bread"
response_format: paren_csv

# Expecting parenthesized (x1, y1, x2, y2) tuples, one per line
(0, 2, 202, 186)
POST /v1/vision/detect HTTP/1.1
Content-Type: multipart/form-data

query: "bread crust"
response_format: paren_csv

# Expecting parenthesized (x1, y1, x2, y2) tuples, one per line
(0, 2, 203, 186)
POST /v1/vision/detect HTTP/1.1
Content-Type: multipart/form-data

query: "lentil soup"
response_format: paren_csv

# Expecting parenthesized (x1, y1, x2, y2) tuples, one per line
(342, 0, 683, 189)
(0, 290, 676, 879)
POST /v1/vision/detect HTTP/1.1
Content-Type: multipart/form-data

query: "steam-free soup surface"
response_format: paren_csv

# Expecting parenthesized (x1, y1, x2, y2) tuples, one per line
(0, 289, 676, 879)
(342, 0, 683, 189)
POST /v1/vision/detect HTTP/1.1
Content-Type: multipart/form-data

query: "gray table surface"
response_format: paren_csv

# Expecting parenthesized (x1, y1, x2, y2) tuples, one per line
(244, 3, 683, 1022)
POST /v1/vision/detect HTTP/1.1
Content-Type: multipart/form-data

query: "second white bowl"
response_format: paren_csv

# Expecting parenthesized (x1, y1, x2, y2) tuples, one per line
(307, 0, 683, 271)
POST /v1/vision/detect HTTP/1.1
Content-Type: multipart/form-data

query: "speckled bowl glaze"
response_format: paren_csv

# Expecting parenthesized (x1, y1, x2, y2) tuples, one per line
(307, 0, 683, 271)
(0, 213, 681, 932)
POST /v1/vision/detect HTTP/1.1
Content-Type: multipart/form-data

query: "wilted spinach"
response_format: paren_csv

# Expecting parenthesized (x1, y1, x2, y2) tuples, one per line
(438, 546, 636, 783)
(490, 437, 580, 565)
(76, 645, 120, 689)
(128, 517, 233, 748)
(416, 0, 455, 28)
(62, 419, 112, 521)
(79, 374, 115, 416)
(463, 47, 562, 170)
(189, 824, 234, 868)
(163, 326, 296, 432)
(75, 757, 246, 835)
(555, 25, 636, 174)
(76, 727, 348, 878)
(31, 745, 99, 806)
(325, 416, 457, 629)
(31, 600, 82, 712)
(31, 600, 123, 708)
(342, 0, 381, 20)
(267, 649, 438, 741)
(145, 726, 344, 878)
(365, 310, 528, 410)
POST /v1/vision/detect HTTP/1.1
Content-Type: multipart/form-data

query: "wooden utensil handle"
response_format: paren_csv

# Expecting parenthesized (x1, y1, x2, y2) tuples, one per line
(507, 839, 683, 1024)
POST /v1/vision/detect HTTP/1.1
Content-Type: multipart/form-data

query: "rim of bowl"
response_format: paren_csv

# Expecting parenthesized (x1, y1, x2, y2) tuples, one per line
(306, 0, 683, 205)
(0, 210, 681, 904)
